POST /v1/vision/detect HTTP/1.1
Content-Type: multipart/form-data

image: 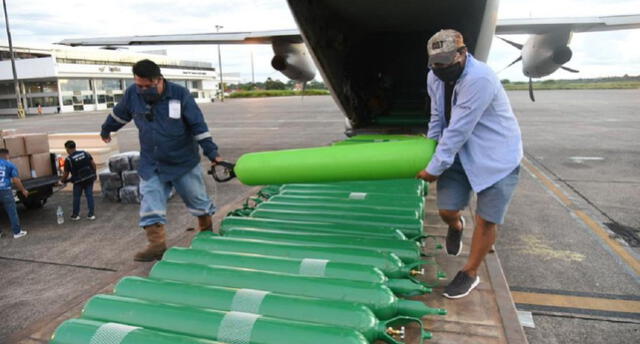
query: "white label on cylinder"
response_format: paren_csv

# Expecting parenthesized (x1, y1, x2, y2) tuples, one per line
(231, 289, 270, 314)
(90, 323, 140, 344)
(349, 192, 367, 200)
(299, 258, 329, 277)
(217, 312, 260, 344)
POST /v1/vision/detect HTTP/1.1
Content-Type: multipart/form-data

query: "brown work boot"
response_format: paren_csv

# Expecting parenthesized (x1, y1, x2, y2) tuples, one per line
(134, 224, 167, 261)
(197, 215, 213, 232)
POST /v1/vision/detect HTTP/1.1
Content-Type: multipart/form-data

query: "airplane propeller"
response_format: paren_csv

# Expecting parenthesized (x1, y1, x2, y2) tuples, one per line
(528, 77, 535, 102)
(497, 37, 537, 101)
(497, 36, 579, 102)
(560, 66, 579, 73)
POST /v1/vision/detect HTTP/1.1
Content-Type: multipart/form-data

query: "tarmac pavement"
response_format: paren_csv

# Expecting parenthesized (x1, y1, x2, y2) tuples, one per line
(1, 91, 639, 343)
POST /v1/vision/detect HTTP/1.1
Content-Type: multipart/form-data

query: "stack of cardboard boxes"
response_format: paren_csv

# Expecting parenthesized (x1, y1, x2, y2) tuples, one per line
(1, 129, 53, 180)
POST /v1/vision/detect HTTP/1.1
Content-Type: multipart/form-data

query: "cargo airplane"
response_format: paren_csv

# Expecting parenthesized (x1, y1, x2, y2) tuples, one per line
(58, 0, 640, 134)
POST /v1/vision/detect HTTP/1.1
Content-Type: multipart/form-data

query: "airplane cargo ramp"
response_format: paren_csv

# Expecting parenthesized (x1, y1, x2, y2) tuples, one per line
(11, 180, 527, 344)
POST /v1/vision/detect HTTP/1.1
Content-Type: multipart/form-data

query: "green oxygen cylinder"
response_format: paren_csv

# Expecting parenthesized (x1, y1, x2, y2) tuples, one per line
(252, 202, 423, 224)
(221, 216, 409, 240)
(81, 295, 370, 344)
(190, 235, 422, 279)
(50, 318, 224, 344)
(219, 228, 422, 264)
(114, 277, 434, 343)
(279, 181, 425, 197)
(278, 188, 424, 207)
(253, 201, 421, 220)
(149, 261, 444, 320)
(233, 138, 437, 185)
(265, 195, 422, 217)
(334, 134, 425, 144)
(162, 247, 425, 295)
(249, 208, 423, 238)
(293, 177, 427, 194)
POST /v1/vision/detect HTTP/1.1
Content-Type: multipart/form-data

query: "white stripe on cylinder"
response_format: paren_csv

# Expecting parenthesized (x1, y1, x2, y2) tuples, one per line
(217, 312, 260, 344)
(299, 258, 329, 277)
(89, 323, 139, 344)
(231, 289, 270, 314)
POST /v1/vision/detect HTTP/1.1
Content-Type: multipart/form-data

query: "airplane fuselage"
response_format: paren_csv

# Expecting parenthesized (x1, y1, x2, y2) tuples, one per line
(287, 0, 499, 133)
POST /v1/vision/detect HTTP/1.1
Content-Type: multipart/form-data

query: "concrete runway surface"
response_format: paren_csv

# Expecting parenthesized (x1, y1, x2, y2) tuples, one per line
(1, 90, 639, 343)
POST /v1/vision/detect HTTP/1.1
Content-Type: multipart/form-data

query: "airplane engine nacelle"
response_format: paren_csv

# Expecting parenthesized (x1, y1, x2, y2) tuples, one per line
(521, 30, 573, 78)
(271, 41, 316, 82)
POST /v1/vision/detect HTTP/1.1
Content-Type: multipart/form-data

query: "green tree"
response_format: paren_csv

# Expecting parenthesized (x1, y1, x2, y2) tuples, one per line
(265, 77, 286, 90)
(307, 80, 327, 89)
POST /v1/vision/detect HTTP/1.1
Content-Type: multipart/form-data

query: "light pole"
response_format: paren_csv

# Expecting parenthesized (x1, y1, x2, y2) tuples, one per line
(2, 0, 25, 118)
(215, 24, 224, 102)
(250, 49, 255, 85)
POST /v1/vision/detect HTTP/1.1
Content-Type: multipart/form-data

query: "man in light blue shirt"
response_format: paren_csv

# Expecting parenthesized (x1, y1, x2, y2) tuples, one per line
(417, 30, 523, 298)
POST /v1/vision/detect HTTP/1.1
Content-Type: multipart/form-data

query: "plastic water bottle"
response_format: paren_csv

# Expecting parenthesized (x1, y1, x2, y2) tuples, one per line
(56, 206, 64, 225)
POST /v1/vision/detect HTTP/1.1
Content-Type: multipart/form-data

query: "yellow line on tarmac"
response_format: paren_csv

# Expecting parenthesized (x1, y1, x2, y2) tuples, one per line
(512, 291, 640, 314)
(521, 159, 571, 207)
(521, 158, 640, 276)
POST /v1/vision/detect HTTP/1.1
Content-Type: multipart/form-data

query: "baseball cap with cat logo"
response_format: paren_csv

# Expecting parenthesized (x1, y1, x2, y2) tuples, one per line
(427, 29, 466, 67)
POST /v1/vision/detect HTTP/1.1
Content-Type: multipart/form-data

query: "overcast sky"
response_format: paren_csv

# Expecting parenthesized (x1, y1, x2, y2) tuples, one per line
(2, 0, 640, 82)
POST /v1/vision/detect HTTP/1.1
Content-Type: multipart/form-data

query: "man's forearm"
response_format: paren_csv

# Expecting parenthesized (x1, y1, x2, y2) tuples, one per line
(12, 178, 27, 193)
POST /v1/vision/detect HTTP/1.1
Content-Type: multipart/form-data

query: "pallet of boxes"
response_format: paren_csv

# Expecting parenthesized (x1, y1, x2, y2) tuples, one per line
(1, 129, 60, 209)
(99, 152, 142, 204)
(1, 130, 53, 180)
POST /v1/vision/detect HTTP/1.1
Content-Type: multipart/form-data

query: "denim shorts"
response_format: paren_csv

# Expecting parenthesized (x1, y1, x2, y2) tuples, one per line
(138, 163, 215, 227)
(436, 157, 520, 224)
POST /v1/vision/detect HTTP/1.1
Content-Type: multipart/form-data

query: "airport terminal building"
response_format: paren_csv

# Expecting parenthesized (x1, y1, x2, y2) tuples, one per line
(0, 46, 219, 116)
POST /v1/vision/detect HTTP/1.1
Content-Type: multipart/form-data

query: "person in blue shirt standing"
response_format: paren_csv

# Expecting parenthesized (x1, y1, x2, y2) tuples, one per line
(0, 148, 29, 239)
(100, 59, 222, 261)
(60, 140, 97, 221)
(417, 30, 523, 299)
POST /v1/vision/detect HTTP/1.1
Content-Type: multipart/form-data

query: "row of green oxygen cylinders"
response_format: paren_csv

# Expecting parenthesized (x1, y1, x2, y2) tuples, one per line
(51, 136, 445, 344)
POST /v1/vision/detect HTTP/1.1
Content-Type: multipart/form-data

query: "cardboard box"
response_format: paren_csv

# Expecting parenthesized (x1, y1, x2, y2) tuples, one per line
(0, 128, 17, 137)
(29, 153, 53, 178)
(3, 136, 26, 157)
(23, 133, 50, 155)
(9, 156, 31, 180)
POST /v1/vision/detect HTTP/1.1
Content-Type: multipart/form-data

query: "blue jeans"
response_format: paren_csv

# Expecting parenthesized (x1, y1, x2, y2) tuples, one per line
(0, 189, 22, 234)
(72, 179, 95, 217)
(138, 164, 215, 227)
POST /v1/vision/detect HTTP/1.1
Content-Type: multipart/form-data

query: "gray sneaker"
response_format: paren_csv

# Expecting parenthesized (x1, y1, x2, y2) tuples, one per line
(443, 270, 480, 299)
(445, 216, 465, 256)
(13, 230, 27, 239)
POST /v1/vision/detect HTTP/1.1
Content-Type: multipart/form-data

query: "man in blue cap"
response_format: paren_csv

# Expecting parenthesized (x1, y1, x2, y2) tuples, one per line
(418, 29, 523, 299)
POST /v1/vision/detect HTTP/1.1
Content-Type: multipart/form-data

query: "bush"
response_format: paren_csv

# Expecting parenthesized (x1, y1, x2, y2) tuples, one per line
(228, 90, 330, 98)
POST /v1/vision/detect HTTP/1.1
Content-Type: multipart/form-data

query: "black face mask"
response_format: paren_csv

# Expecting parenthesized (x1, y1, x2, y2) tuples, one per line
(433, 62, 464, 83)
(138, 87, 162, 104)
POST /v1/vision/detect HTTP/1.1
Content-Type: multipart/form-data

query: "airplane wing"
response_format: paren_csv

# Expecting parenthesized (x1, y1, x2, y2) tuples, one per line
(59, 14, 640, 47)
(57, 29, 303, 46)
(496, 14, 640, 35)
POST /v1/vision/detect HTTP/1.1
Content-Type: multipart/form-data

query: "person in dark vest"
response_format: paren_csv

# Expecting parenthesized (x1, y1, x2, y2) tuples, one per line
(61, 140, 97, 220)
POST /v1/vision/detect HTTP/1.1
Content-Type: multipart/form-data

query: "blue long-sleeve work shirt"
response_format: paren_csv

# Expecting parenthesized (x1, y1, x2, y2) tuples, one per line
(426, 53, 523, 192)
(101, 81, 218, 182)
